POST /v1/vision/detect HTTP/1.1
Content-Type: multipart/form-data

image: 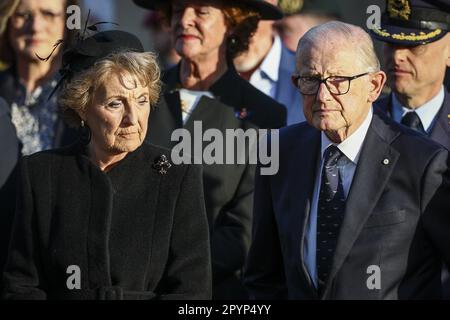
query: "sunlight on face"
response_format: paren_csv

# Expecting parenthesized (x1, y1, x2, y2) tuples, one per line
(171, 0, 228, 62)
(384, 34, 450, 100)
(85, 72, 151, 156)
(298, 43, 372, 136)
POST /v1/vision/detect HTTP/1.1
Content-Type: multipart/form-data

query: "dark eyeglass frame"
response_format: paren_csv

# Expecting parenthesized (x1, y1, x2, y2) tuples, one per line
(291, 72, 370, 96)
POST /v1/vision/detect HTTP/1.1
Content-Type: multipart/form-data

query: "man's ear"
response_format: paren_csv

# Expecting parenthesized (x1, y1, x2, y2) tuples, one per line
(367, 70, 387, 103)
(444, 34, 450, 68)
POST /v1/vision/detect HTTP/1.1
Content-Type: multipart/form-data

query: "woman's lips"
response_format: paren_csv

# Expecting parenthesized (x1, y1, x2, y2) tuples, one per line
(118, 132, 138, 137)
(177, 34, 200, 41)
(25, 39, 44, 45)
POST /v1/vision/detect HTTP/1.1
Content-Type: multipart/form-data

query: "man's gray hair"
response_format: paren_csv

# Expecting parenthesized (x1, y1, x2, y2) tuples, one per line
(296, 21, 381, 73)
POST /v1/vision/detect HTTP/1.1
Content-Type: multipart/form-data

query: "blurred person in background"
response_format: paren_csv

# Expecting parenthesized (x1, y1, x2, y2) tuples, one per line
(371, 0, 449, 150)
(371, 0, 450, 298)
(134, 0, 286, 299)
(0, 0, 19, 71)
(274, 0, 341, 52)
(234, 0, 304, 125)
(143, 10, 180, 69)
(0, 0, 78, 156)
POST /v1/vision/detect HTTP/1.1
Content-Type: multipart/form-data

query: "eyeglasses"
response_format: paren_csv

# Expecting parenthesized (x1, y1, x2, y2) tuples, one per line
(291, 72, 370, 95)
(10, 10, 64, 28)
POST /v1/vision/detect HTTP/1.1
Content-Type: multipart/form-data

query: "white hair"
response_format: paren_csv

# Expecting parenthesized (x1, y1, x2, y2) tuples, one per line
(296, 21, 380, 73)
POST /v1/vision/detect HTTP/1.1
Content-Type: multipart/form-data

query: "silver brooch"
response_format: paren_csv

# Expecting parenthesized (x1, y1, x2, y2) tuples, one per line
(153, 155, 172, 175)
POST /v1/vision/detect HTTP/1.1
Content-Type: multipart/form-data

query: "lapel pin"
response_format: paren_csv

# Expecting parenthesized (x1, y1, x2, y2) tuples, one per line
(236, 108, 249, 120)
(153, 154, 172, 175)
(382, 158, 390, 165)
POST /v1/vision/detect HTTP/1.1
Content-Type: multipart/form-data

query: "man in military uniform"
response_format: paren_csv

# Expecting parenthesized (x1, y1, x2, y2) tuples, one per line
(371, 0, 450, 150)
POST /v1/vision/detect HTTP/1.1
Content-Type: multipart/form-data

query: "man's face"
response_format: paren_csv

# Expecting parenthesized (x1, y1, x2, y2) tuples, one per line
(384, 34, 450, 100)
(275, 14, 321, 52)
(297, 43, 373, 136)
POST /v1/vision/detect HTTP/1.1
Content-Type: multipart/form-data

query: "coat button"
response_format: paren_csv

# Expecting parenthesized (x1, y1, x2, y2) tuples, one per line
(383, 158, 389, 165)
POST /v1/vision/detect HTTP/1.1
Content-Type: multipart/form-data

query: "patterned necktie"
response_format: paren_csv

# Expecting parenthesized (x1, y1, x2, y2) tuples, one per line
(401, 111, 425, 134)
(316, 145, 347, 292)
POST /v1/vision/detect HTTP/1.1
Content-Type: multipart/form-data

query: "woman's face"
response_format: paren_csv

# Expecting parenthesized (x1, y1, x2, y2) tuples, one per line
(8, 0, 66, 62)
(171, 0, 229, 62)
(83, 72, 151, 156)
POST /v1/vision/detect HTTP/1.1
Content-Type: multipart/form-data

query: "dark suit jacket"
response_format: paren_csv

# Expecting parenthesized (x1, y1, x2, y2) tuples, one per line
(244, 110, 450, 299)
(0, 97, 20, 275)
(374, 91, 450, 150)
(147, 65, 285, 299)
(2, 142, 212, 300)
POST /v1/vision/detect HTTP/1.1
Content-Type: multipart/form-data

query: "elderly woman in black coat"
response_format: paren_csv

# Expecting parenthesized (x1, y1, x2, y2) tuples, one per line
(2, 30, 212, 300)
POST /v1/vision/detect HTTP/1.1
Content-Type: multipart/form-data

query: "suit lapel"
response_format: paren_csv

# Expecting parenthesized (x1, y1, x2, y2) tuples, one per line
(184, 96, 230, 131)
(322, 113, 401, 298)
(289, 126, 321, 297)
(429, 90, 450, 150)
(146, 91, 182, 148)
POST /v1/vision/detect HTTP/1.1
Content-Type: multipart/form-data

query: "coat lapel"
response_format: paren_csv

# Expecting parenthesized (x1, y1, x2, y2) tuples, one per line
(184, 96, 230, 131)
(429, 90, 450, 150)
(146, 92, 182, 149)
(322, 112, 401, 298)
(289, 126, 321, 297)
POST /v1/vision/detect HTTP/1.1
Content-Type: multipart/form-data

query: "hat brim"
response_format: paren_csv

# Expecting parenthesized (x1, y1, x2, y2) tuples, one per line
(370, 23, 447, 46)
(133, 0, 283, 20)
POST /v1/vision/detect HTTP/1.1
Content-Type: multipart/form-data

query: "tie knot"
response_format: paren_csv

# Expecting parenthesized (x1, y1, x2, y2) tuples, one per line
(323, 145, 343, 167)
(401, 112, 425, 133)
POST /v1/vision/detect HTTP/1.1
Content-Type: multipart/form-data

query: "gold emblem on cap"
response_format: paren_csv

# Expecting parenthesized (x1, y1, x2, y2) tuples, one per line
(388, 0, 411, 20)
(279, 0, 304, 15)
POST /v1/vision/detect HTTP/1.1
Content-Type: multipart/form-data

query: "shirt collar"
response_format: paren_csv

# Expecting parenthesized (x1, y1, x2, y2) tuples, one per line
(258, 35, 282, 82)
(320, 107, 373, 164)
(391, 86, 444, 132)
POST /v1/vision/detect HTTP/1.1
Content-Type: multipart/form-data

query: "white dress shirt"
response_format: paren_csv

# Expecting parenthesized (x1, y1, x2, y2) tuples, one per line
(304, 107, 374, 288)
(391, 86, 444, 133)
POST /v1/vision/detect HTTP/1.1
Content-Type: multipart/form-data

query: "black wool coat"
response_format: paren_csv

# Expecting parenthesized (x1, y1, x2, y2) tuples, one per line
(2, 142, 212, 300)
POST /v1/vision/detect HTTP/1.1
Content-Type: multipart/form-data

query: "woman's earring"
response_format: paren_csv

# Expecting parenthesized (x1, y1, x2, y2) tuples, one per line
(79, 119, 91, 145)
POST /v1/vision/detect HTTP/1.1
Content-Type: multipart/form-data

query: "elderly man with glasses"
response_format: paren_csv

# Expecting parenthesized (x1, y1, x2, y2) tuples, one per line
(244, 21, 450, 300)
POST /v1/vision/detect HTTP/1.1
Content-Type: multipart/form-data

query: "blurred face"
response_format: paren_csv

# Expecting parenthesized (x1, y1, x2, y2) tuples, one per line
(275, 14, 320, 52)
(297, 43, 384, 140)
(8, 0, 66, 62)
(171, 0, 228, 62)
(84, 73, 150, 156)
(384, 34, 450, 102)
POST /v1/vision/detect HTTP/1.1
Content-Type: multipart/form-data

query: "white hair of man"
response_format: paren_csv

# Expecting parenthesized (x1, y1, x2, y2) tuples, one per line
(296, 21, 381, 73)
